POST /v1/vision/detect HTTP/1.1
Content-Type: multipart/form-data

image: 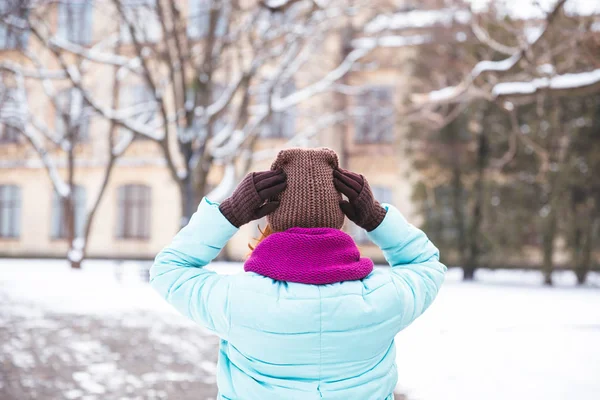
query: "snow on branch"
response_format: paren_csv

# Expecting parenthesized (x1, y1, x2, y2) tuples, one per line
(471, 52, 522, 78)
(365, 8, 471, 34)
(414, 0, 568, 105)
(21, 125, 70, 198)
(0, 61, 67, 80)
(273, 46, 372, 111)
(352, 34, 432, 49)
(492, 69, 600, 97)
(251, 111, 347, 162)
(49, 36, 140, 71)
(470, 17, 518, 55)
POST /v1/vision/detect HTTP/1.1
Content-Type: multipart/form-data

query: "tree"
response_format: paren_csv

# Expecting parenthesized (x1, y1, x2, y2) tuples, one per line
(24, 0, 381, 223)
(390, 0, 599, 283)
(0, 4, 132, 268)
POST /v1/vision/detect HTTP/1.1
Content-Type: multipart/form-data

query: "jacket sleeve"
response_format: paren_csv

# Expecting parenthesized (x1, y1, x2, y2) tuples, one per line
(367, 204, 447, 331)
(150, 197, 238, 338)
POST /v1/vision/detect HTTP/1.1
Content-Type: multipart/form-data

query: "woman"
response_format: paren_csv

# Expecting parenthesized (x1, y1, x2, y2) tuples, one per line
(151, 148, 446, 400)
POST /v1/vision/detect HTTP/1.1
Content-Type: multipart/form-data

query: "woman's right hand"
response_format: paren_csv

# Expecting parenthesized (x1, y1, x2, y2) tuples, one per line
(219, 170, 287, 228)
(333, 168, 387, 232)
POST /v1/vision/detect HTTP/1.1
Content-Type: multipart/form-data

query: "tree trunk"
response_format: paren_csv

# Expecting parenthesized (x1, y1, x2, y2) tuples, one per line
(335, 23, 353, 168)
(575, 207, 595, 285)
(451, 165, 468, 279)
(181, 174, 196, 225)
(67, 126, 79, 269)
(542, 183, 559, 286)
(464, 132, 488, 281)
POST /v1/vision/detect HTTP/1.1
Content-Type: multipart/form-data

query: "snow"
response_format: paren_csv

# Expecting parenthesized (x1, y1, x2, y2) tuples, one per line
(396, 268, 600, 400)
(263, 0, 289, 8)
(537, 63, 556, 75)
(492, 69, 600, 96)
(469, 0, 600, 19)
(352, 34, 432, 49)
(1, 260, 599, 400)
(427, 86, 463, 102)
(524, 26, 544, 43)
(273, 46, 371, 111)
(472, 52, 521, 77)
(365, 8, 471, 34)
(366, 1, 598, 38)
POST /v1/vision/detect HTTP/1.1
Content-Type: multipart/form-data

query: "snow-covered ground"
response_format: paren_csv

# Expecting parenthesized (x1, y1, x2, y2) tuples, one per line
(1, 259, 599, 400)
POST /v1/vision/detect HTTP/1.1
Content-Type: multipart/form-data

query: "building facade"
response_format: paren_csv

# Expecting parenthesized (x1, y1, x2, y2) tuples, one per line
(0, 1, 419, 263)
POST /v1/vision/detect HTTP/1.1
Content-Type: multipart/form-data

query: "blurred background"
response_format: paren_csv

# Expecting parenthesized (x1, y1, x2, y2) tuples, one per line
(0, 0, 599, 399)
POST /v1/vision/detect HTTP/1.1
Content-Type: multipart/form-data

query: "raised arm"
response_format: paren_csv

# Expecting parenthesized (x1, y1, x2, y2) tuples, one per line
(368, 204, 446, 330)
(150, 197, 238, 337)
(334, 168, 446, 331)
(150, 170, 286, 338)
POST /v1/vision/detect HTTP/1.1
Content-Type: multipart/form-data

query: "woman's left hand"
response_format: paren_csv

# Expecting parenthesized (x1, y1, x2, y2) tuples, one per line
(219, 170, 287, 228)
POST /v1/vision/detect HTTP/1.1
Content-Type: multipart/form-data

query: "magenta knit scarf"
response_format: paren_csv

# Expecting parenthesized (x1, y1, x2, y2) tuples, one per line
(244, 227, 373, 285)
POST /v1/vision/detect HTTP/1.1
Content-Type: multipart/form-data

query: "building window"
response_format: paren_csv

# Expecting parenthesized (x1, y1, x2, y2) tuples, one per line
(55, 88, 91, 142)
(0, 86, 21, 143)
(51, 186, 87, 239)
(354, 85, 395, 144)
(0, 123, 19, 143)
(186, 83, 229, 139)
(116, 184, 151, 239)
(0, 83, 25, 142)
(259, 80, 296, 139)
(188, 0, 227, 39)
(0, 184, 21, 238)
(119, 85, 157, 140)
(119, 0, 161, 43)
(57, 0, 94, 45)
(352, 185, 393, 244)
(0, 1, 29, 50)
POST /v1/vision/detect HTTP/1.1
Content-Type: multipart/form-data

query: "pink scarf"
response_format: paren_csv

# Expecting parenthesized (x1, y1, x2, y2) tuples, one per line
(244, 227, 373, 285)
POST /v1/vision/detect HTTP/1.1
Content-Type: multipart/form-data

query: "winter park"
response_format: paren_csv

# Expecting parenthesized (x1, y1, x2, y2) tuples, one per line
(1, 0, 600, 399)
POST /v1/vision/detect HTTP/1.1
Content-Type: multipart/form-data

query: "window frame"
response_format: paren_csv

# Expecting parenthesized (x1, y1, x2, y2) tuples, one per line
(119, 0, 161, 44)
(57, 0, 94, 45)
(0, 1, 29, 51)
(0, 85, 24, 142)
(353, 85, 396, 144)
(0, 184, 21, 239)
(118, 84, 158, 141)
(0, 122, 20, 143)
(55, 88, 91, 143)
(50, 185, 87, 240)
(259, 79, 297, 139)
(187, 0, 227, 39)
(116, 184, 151, 240)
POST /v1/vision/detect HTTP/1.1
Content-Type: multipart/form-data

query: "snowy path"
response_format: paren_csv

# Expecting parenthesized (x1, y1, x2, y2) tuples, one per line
(1, 260, 599, 400)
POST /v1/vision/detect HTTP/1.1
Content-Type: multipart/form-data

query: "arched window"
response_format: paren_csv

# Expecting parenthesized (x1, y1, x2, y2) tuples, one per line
(0, 184, 21, 238)
(116, 184, 151, 239)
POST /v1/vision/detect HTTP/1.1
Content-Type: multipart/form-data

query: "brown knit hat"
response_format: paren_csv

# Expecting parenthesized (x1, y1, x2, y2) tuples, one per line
(267, 148, 345, 231)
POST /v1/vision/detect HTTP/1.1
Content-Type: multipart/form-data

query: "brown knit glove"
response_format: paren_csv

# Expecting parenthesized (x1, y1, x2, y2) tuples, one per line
(219, 170, 287, 228)
(333, 168, 387, 232)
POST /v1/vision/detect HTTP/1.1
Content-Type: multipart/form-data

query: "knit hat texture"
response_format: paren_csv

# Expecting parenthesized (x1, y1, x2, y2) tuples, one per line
(267, 148, 345, 231)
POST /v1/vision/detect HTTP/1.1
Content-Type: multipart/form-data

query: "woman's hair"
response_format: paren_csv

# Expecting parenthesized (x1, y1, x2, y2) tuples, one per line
(248, 223, 274, 253)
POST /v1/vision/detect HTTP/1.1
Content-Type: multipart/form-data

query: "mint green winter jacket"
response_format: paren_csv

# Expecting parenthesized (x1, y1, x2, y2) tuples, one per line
(151, 198, 446, 400)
